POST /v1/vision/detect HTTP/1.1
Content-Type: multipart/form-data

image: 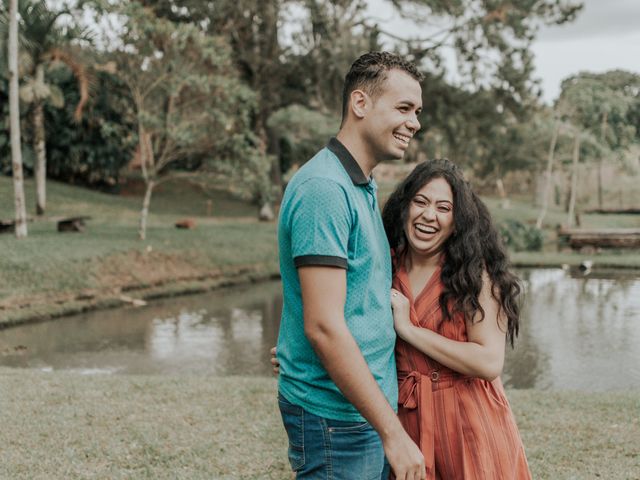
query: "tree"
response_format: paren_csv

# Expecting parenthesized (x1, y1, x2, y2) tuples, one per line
(43, 63, 137, 188)
(105, 2, 268, 240)
(383, 0, 582, 103)
(535, 113, 559, 228)
(2, 0, 91, 215)
(283, 0, 382, 113)
(136, 1, 584, 192)
(366, 0, 584, 185)
(5, 0, 27, 237)
(137, 0, 283, 138)
(557, 70, 640, 207)
(137, 0, 286, 206)
(138, 1, 384, 201)
(267, 104, 340, 175)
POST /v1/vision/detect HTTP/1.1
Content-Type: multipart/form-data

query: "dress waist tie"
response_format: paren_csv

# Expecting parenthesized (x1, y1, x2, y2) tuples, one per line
(397, 370, 435, 475)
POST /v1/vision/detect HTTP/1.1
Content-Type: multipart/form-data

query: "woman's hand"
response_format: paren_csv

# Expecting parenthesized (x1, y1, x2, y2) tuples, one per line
(270, 346, 280, 375)
(390, 289, 412, 339)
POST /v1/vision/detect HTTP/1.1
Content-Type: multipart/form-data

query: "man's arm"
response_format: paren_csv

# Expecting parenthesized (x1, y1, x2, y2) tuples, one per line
(299, 266, 425, 480)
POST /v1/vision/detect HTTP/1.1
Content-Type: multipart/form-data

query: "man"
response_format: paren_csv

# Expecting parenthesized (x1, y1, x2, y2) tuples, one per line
(276, 51, 426, 480)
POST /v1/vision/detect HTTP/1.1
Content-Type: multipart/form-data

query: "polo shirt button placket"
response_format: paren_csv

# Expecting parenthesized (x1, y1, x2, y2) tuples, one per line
(365, 184, 377, 210)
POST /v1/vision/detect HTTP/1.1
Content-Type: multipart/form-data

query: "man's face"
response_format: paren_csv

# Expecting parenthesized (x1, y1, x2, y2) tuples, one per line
(361, 69, 423, 162)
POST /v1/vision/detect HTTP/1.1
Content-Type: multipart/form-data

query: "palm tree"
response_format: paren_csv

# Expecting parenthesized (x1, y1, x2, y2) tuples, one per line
(5, 0, 27, 237)
(0, 0, 27, 238)
(1, 0, 90, 215)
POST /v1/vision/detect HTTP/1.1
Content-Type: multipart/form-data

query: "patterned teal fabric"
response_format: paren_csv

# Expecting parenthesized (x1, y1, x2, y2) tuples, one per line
(277, 138, 398, 421)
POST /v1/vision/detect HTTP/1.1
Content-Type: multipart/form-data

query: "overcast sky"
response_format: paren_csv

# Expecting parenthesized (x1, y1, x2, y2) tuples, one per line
(367, 0, 640, 104)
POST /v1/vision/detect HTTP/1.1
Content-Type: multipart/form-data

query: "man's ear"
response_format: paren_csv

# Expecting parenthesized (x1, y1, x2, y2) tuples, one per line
(350, 89, 369, 119)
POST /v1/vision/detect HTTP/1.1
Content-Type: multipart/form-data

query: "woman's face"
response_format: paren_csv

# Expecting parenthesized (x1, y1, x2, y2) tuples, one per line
(404, 177, 455, 259)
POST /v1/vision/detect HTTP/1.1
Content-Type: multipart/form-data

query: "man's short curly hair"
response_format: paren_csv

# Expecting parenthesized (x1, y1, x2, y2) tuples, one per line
(341, 51, 424, 124)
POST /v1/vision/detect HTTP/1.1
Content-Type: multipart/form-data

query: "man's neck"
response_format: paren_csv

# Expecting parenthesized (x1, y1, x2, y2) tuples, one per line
(336, 129, 377, 178)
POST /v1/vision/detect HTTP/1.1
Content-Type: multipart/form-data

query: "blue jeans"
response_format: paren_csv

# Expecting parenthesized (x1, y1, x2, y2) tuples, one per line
(278, 392, 390, 480)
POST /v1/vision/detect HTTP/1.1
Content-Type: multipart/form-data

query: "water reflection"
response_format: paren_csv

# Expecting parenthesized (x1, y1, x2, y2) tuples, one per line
(503, 268, 640, 391)
(1, 269, 639, 391)
(0, 282, 282, 376)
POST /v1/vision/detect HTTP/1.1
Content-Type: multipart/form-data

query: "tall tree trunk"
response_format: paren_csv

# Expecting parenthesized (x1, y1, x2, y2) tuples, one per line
(598, 111, 608, 209)
(34, 64, 47, 215)
(8, 0, 28, 238)
(138, 179, 154, 241)
(567, 132, 581, 227)
(495, 178, 510, 209)
(536, 120, 559, 229)
(256, 1, 281, 209)
(267, 125, 283, 204)
(137, 125, 155, 241)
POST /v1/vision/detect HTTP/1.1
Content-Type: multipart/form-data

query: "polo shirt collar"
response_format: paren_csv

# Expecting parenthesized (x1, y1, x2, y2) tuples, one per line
(327, 137, 370, 186)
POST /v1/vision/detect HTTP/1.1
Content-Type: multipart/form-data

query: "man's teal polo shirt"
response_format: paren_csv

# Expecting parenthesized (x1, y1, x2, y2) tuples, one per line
(276, 137, 397, 422)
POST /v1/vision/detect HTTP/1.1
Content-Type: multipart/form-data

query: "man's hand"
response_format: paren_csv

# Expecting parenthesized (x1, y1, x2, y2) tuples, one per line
(390, 288, 413, 340)
(383, 426, 426, 480)
(270, 346, 280, 375)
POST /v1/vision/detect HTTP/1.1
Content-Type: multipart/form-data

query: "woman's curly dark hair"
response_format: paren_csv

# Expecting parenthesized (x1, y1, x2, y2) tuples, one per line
(381, 159, 521, 346)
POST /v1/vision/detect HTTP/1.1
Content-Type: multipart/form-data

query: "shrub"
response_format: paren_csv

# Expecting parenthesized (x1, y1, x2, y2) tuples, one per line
(499, 219, 543, 251)
(267, 105, 339, 175)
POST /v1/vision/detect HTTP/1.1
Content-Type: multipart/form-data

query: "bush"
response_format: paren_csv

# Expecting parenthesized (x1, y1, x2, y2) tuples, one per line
(43, 68, 137, 188)
(499, 219, 543, 252)
(0, 67, 137, 188)
(267, 104, 339, 174)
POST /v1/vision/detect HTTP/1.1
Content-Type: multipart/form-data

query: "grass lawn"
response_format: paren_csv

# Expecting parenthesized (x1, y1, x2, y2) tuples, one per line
(0, 370, 637, 479)
(0, 176, 258, 221)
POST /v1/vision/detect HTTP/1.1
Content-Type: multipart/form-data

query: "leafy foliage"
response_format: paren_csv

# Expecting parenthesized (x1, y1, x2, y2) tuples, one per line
(498, 218, 543, 252)
(0, 55, 135, 186)
(388, 0, 583, 103)
(267, 105, 340, 174)
(44, 67, 136, 187)
(558, 70, 640, 152)
(106, 2, 270, 197)
(0, 0, 91, 117)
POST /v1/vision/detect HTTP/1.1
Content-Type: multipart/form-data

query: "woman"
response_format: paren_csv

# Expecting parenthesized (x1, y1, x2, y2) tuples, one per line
(383, 159, 531, 479)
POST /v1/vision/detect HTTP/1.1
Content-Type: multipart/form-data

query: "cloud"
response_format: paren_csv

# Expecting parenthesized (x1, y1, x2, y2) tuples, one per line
(537, 0, 640, 42)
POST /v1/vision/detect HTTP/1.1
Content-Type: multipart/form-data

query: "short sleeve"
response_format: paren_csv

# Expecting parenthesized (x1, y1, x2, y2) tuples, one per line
(289, 178, 351, 269)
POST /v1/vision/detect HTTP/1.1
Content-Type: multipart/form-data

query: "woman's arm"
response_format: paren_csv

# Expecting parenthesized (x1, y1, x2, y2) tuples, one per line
(391, 272, 507, 381)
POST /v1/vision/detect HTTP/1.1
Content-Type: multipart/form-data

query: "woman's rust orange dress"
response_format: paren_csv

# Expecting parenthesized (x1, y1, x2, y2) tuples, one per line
(393, 263, 532, 480)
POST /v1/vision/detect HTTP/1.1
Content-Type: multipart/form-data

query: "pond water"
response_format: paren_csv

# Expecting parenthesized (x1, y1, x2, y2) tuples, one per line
(1, 268, 639, 391)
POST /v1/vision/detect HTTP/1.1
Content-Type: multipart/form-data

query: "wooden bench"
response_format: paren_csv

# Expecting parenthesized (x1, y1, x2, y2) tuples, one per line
(1, 217, 89, 234)
(57, 216, 91, 232)
(584, 208, 640, 215)
(558, 227, 640, 250)
(0, 219, 15, 234)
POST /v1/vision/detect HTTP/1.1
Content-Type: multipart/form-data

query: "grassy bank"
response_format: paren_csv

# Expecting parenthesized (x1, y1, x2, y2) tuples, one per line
(0, 220, 279, 326)
(0, 177, 278, 326)
(1, 177, 639, 326)
(0, 370, 637, 479)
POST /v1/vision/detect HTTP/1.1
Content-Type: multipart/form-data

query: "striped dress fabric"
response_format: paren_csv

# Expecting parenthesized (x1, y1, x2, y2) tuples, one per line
(392, 264, 532, 480)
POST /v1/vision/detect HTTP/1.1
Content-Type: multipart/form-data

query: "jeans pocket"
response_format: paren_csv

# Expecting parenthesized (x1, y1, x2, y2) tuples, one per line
(325, 418, 371, 433)
(278, 394, 305, 471)
(324, 419, 384, 480)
